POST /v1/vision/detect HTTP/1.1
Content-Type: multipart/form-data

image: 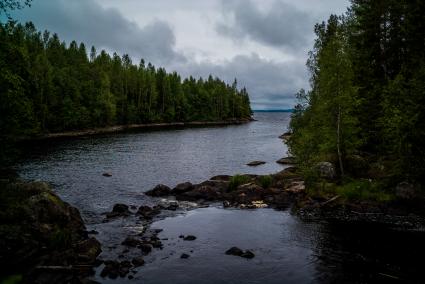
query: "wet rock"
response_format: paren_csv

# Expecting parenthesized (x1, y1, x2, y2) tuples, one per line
(225, 247, 243, 256)
(183, 235, 197, 241)
(158, 200, 179, 211)
(241, 250, 255, 259)
(145, 184, 172, 197)
(139, 244, 152, 254)
(101, 261, 120, 279)
(315, 162, 336, 180)
(225, 247, 255, 259)
(87, 230, 99, 235)
(106, 204, 130, 218)
(276, 157, 296, 165)
(247, 161, 266, 166)
(131, 257, 145, 267)
(180, 253, 190, 259)
(173, 182, 194, 194)
(102, 172, 112, 177)
(122, 237, 142, 247)
(178, 185, 221, 201)
(223, 200, 231, 208)
(136, 205, 160, 219)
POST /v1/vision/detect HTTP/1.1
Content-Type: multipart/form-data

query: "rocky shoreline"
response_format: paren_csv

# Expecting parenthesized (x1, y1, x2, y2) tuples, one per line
(19, 119, 253, 141)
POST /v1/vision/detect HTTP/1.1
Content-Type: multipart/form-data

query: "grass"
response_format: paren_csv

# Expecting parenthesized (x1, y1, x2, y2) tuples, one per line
(258, 175, 272, 189)
(307, 178, 394, 202)
(228, 175, 251, 191)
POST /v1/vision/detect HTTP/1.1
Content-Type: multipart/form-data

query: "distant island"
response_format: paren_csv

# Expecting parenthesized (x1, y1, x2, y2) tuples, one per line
(253, 109, 293, 113)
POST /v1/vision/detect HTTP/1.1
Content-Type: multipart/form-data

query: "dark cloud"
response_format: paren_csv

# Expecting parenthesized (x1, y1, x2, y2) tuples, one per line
(175, 53, 308, 109)
(11, 0, 185, 65)
(217, 0, 314, 50)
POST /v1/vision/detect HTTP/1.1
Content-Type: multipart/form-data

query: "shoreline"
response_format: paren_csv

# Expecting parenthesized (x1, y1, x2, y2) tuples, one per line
(20, 119, 253, 141)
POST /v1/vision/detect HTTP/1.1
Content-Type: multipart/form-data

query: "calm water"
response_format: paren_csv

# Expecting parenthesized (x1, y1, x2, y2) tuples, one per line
(16, 112, 424, 283)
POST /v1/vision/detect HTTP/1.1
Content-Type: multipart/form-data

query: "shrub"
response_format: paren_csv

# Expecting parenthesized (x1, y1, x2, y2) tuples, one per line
(228, 175, 251, 191)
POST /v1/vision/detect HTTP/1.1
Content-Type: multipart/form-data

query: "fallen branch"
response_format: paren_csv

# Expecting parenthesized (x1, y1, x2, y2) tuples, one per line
(320, 195, 340, 207)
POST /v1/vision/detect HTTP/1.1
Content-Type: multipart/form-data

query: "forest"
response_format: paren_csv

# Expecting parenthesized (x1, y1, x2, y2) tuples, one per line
(289, 0, 425, 191)
(0, 21, 252, 139)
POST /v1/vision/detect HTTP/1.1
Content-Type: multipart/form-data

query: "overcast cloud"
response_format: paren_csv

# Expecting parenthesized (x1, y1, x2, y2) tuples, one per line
(10, 0, 349, 109)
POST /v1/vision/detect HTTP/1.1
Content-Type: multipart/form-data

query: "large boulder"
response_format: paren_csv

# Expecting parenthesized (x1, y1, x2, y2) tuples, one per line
(177, 185, 221, 201)
(315, 162, 336, 180)
(0, 181, 101, 283)
(145, 184, 172, 197)
(172, 182, 194, 194)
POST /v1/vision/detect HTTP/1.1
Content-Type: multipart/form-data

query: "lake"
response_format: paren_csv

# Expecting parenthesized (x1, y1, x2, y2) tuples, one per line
(16, 112, 424, 283)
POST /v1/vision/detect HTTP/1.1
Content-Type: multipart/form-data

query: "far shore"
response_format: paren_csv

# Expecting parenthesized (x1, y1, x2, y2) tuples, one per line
(21, 119, 253, 141)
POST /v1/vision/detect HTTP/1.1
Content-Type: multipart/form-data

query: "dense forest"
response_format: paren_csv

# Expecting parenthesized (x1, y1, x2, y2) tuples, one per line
(0, 21, 252, 137)
(289, 0, 425, 189)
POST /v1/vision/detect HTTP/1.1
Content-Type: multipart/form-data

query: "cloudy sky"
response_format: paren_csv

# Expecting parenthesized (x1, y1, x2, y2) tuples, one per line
(11, 0, 349, 109)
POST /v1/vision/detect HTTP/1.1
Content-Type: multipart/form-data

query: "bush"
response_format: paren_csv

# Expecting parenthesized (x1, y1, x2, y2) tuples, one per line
(228, 175, 251, 191)
(258, 175, 272, 189)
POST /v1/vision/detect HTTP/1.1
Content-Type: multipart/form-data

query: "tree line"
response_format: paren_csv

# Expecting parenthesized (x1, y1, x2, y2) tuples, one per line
(0, 21, 252, 139)
(289, 0, 425, 186)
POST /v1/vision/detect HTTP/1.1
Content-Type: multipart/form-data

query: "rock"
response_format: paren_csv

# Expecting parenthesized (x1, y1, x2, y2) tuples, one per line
(183, 235, 197, 241)
(315, 162, 336, 180)
(136, 205, 160, 219)
(131, 257, 145, 267)
(251, 200, 268, 208)
(285, 181, 305, 193)
(396, 182, 419, 200)
(106, 203, 131, 219)
(139, 244, 152, 254)
(122, 237, 142, 247)
(112, 204, 129, 214)
(247, 161, 266, 166)
(223, 200, 231, 208)
(180, 253, 190, 259)
(101, 261, 121, 279)
(145, 184, 172, 197)
(178, 185, 221, 201)
(279, 132, 292, 141)
(102, 172, 112, 177)
(276, 157, 296, 165)
(225, 247, 255, 259)
(210, 175, 232, 181)
(76, 237, 102, 263)
(233, 183, 264, 204)
(225, 247, 243, 256)
(158, 200, 179, 211)
(241, 250, 255, 259)
(172, 182, 194, 194)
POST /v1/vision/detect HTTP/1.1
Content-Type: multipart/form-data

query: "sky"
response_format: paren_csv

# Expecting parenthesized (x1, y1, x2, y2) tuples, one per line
(10, 0, 350, 110)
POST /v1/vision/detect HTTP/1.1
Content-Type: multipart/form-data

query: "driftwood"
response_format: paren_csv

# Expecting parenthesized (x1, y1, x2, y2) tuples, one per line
(320, 195, 340, 207)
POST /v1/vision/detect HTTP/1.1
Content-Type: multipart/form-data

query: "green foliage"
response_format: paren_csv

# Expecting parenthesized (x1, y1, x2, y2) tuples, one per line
(0, 21, 252, 166)
(258, 175, 272, 189)
(228, 175, 251, 191)
(289, 1, 425, 189)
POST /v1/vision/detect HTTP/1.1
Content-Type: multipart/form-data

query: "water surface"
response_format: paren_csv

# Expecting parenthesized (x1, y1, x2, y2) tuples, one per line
(16, 112, 424, 283)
